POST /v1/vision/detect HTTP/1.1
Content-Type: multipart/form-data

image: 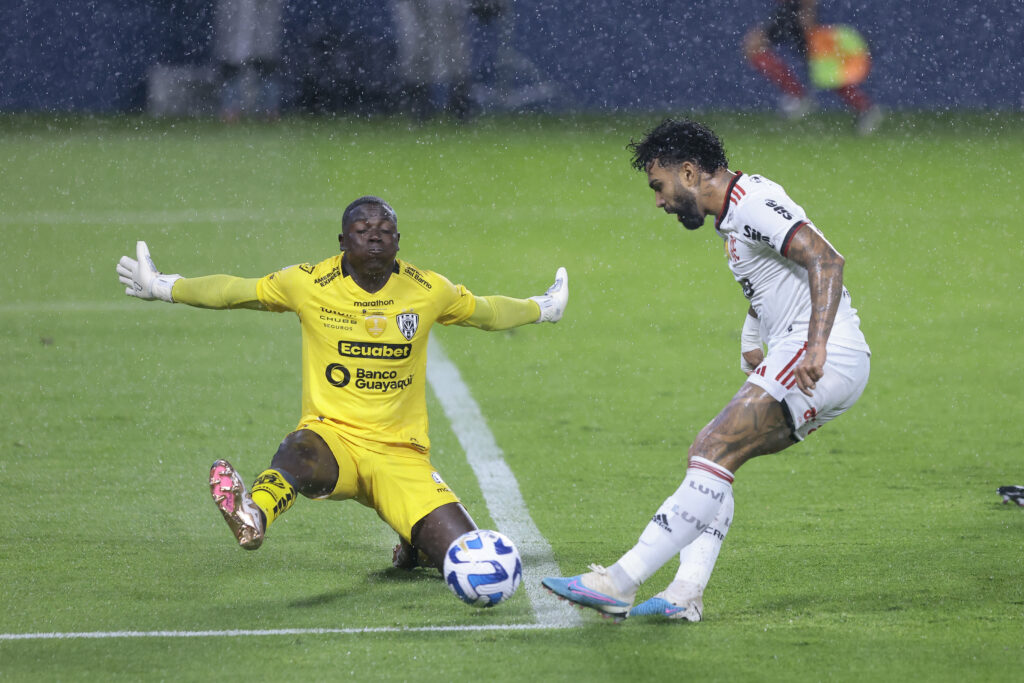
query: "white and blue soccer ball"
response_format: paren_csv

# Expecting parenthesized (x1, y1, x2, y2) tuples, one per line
(443, 529, 522, 607)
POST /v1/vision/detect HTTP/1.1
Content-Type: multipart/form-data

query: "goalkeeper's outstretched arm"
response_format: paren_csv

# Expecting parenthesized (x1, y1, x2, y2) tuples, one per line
(459, 267, 568, 330)
(116, 240, 265, 310)
(172, 275, 264, 310)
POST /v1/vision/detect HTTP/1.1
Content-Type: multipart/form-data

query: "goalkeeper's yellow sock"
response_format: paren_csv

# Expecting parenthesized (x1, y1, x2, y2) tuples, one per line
(250, 469, 297, 526)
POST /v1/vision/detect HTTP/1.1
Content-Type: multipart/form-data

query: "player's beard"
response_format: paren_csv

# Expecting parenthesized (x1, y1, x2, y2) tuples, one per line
(667, 193, 706, 230)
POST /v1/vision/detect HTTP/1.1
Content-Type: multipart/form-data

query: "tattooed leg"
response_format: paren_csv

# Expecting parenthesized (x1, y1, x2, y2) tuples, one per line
(689, 382, 796, 473)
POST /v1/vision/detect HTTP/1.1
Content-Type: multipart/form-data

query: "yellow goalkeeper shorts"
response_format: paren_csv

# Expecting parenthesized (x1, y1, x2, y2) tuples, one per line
(298, 419, 461, 542)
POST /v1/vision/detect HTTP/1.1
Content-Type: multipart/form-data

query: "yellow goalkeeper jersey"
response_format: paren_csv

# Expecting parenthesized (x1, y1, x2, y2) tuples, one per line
(256, 255, 476, 452)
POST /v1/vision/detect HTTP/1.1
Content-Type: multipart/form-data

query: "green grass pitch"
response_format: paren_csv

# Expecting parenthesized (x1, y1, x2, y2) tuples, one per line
(1, 111, 1022, 681)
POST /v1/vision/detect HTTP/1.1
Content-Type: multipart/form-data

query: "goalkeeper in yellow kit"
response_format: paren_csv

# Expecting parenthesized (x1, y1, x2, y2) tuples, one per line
(115, 196, 568, 577)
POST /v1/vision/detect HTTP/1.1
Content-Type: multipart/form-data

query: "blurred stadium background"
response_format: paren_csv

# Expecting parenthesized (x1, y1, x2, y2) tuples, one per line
(1, 0, 1021, 114)
(2, 2, 1023, 681)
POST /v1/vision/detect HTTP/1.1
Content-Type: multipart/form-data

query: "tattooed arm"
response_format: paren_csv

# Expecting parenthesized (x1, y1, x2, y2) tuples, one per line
(784, 224, 845, 396)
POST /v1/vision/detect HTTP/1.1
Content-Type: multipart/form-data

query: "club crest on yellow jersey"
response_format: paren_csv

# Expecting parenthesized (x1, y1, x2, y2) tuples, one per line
(397, 311, 419, 340)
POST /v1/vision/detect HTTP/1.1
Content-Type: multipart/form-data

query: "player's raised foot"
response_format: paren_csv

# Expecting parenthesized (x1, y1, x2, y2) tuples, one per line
(542, 564, 635, 622)
(209, 459, 265, 550)
(630, 592, 704, 622)
(998, 485, 1024, 506)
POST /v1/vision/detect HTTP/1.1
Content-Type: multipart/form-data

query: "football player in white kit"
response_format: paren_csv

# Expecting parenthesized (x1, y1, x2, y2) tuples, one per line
(543, 118, 870, 622)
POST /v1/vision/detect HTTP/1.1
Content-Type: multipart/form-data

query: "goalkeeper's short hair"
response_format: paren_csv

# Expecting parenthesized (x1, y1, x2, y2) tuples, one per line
(342, 196, 397, 229)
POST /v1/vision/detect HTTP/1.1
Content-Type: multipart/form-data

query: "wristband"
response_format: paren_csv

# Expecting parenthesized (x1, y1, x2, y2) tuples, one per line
(152, 274, 182, 303)
(740, 314, 761, 352)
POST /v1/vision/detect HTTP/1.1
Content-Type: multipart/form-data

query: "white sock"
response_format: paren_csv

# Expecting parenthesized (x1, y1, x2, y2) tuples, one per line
(613, 457, 734, 588)
(665, 492, 734, 602)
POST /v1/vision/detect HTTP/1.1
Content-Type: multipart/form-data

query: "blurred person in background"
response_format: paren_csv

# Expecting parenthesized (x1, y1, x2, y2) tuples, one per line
(215, 0, 284, 121)
(743, 0, 884, 134)
(468, 0, 507, 91)
(391, 0, 474, 121)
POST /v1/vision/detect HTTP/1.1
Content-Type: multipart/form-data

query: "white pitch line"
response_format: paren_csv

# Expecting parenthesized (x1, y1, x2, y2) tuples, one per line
(426, 336, 581, 628)
(0, 623, 571, 641)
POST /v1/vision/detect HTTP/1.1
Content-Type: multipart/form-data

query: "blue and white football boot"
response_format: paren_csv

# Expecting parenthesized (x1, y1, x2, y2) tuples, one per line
(630, 592, 704, 622)
(542, 564, 635, 622)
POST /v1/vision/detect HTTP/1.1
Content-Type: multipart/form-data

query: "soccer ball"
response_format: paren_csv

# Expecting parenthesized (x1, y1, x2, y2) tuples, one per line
(443, 529, 522, 607)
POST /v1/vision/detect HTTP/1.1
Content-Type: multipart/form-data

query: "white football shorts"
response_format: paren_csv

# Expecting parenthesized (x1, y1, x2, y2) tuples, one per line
(746, 338, 870, 441)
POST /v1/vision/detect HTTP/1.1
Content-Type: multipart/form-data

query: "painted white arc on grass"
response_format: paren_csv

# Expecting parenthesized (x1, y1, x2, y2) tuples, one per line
(426, 335, 581, 628)
(0, 322, 583, 642)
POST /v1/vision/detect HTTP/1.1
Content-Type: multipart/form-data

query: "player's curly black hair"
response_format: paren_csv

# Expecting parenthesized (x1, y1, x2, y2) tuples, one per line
(628, 118, 729, 174)
(341, 195, 397, 229)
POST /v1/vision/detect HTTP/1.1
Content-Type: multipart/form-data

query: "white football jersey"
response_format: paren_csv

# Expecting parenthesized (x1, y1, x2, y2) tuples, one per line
(714, 172, 870, 354)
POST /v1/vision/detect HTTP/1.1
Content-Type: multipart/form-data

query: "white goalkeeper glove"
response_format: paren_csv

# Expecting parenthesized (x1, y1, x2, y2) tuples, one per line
(529, 267, 568, 323)
(116, 241, 182, 303)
